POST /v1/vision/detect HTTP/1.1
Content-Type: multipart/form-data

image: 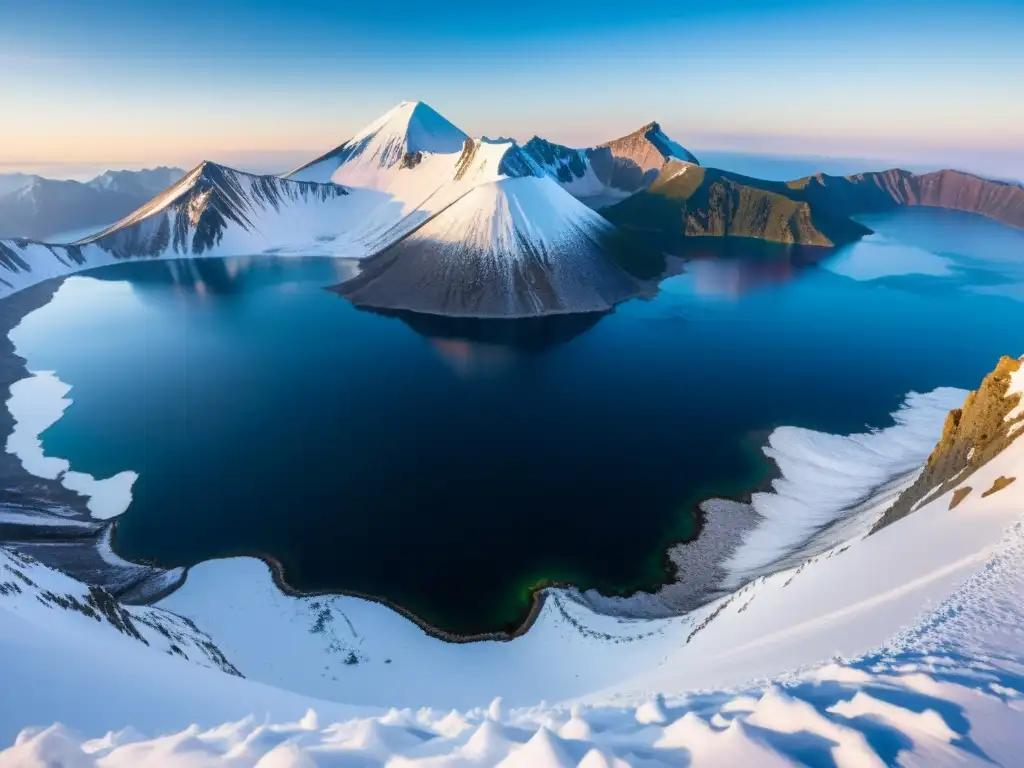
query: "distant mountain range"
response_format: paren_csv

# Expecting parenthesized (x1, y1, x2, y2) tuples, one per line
(1, 102, 1023, 316)
(0, 167, 184, 241)
(605, 164, 1024, 248)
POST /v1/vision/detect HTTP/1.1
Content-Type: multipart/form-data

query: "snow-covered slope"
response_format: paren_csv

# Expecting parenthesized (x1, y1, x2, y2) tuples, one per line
(0, 169, 187, 242)
(0, 163, 400, 298)
(333, 175, 661, 317)
(286, 103, 549, 250)
(523, 122, 700, 207)
(287, 101, 470, 185)
(3, 402, 1024, 765)
(0, 105, 670, 312)
(0, 546, 237, 677)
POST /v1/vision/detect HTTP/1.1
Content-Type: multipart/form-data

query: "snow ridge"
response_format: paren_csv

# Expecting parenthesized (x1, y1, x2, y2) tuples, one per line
(3, 376, 1024, 765)
(0, 163, 393, 298)
(0, 546, 238, 678)
(577, 386, 968, 618)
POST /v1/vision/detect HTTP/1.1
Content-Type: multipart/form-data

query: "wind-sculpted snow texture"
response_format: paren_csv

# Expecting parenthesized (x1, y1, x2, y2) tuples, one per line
(332, 176, 658, 317)
(9, 515, 1024, 765)
(287, 101, 552, 257)
(3, 363, 1024, 763)
(578, 386, 968, 617)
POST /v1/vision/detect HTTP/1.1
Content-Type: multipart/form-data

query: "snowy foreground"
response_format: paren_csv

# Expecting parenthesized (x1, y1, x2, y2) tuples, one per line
(3, 461, 1024, 765)
(2, 369, 1024, 765)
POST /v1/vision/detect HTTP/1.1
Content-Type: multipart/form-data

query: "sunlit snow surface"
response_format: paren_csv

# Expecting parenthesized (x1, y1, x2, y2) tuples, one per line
(7, 512, 1024, 766)
(4, 371, 136, 520)
(2, 378, 1024, 764)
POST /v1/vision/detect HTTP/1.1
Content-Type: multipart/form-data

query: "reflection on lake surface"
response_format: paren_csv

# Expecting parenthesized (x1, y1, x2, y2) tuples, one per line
(9, 208, 1024, 636)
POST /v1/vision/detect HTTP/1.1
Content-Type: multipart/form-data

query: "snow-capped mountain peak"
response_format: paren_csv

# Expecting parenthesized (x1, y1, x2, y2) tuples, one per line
(357, 101, 469, 159)
(287, 101, 469, 184)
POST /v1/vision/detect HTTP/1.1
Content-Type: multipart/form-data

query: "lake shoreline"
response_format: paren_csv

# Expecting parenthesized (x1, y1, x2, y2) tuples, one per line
(113, 446, 784, 644)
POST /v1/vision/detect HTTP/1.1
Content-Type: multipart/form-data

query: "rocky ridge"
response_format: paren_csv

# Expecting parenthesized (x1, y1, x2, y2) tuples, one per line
(871, 355, 1023, 533)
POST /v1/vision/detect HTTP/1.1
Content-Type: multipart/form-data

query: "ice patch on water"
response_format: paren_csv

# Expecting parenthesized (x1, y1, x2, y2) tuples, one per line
(5, 371, 137, 520)
(825, 234, 956, 280)
(722, 387, 966, 586)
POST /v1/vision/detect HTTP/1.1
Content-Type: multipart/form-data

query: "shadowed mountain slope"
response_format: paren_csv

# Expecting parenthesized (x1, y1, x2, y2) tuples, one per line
(332, 176, 662, 317)
(603, 162, 872, 247)
(523, 122, 700, 204)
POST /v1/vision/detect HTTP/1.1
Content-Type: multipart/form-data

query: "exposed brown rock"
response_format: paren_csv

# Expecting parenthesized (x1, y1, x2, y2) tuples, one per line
(871, 356, 1023, 533)
(603, 164, 872, 248)
(982, 476, 1016, 498)
(600, 121, 698, 174)
(948, 487, 972, 510)
(789, 168, 1024, 230)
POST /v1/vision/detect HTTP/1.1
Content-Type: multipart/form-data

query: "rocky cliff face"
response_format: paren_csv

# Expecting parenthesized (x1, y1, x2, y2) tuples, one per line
(605, 165, 1024, 250)
(603, 163, 872, 248)
(523, 122, 701, 200)
(600, 121, 700, 172)
(871, 355, 1023, 533)
(789, 169, 1024, 230)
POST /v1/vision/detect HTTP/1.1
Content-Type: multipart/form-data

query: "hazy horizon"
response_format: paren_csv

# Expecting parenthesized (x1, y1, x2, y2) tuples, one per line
(2, 143, 1021, 187)
(3, 0, 1022, 179)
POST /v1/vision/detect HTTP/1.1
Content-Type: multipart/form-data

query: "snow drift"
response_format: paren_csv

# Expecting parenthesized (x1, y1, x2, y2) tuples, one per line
(333, 176, 661, 317)
(3, 420, 1024, 764)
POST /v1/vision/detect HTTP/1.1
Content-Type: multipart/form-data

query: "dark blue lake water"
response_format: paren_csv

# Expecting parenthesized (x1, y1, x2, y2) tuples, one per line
(12, 208, 1024, 635)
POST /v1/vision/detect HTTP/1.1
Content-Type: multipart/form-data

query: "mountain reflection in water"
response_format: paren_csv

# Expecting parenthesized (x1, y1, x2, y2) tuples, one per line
(676, 242, 831, 299)
(357, 308, 608, 375)
(87, 256, 362, 300)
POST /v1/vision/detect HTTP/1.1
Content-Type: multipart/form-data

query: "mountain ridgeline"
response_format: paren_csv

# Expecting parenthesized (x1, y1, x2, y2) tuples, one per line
(1, 101, 1023, 312)
(85, 162, 350, 259)
(602, 162, 872, 248)
(605, 164, 1024, 248)
(522, 121, 702, 205)
(871, 355, 1023, 533)
(0, 167, 184, 242)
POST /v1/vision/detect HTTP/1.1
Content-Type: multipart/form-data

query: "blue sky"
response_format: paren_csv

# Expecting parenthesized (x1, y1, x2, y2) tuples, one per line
(1, 0, 1022, 176)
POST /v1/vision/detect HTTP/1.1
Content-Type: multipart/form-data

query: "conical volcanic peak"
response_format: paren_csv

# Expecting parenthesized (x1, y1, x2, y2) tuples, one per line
(286, 101, 468, 184)
(372, 101, 469, 157)
(332, 175, 662, 318)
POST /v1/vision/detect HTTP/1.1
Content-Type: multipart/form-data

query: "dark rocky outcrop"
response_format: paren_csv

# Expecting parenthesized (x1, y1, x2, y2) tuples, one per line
(605, 165, 1024, 249)
(871, 355, 1023, 533)
(788, 168, 1024, 231)
(604, 163, 872, 248)
(86, 162, 349, 260)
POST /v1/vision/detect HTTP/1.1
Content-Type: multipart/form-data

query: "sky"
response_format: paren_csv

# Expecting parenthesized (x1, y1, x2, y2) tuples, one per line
(1, 0, 1023, 178)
